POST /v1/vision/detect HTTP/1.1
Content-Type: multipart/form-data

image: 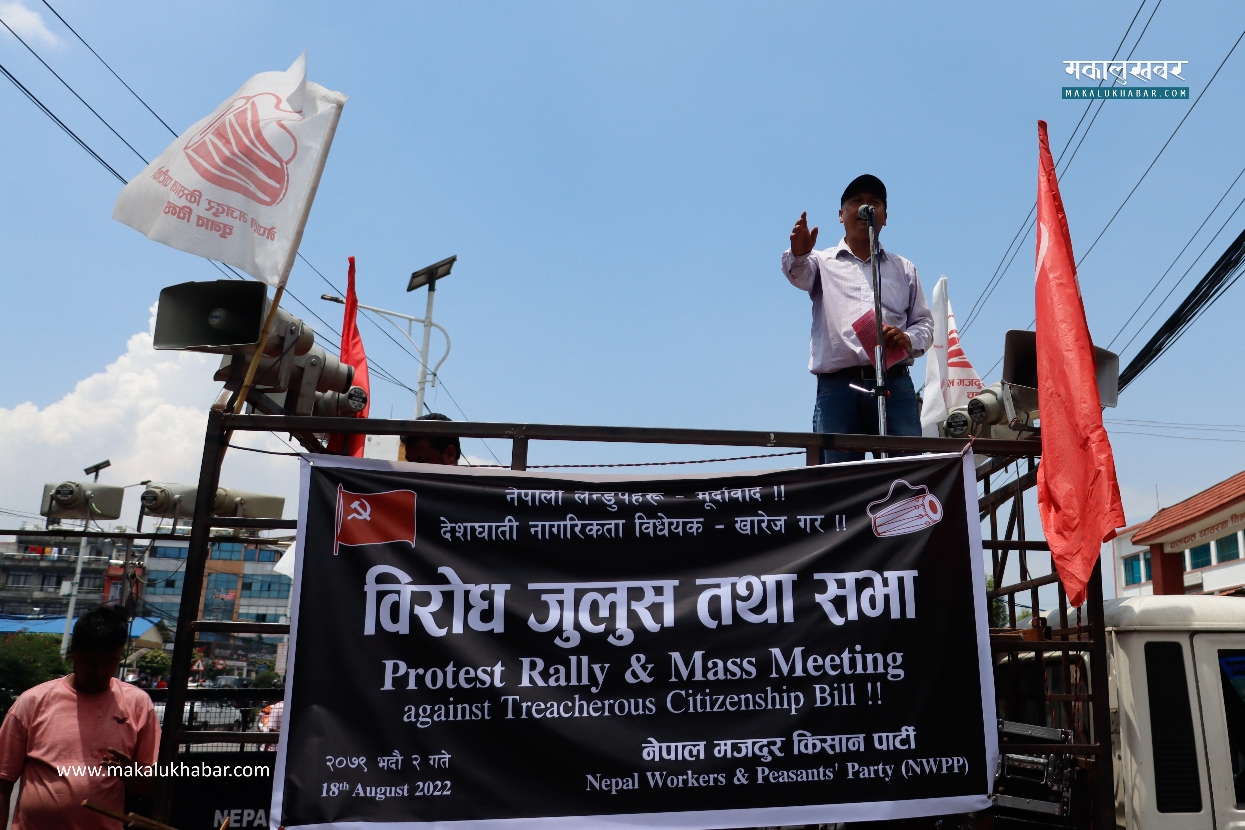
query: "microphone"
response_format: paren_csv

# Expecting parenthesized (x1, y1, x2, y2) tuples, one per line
(857, 204, 876, 222)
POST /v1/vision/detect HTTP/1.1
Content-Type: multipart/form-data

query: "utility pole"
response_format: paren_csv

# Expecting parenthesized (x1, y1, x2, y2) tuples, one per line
(407, 256, 456, 417)
(62, 459, 112, 656)
(415, 279, 437, 418)
(61, 533, 88, 657)
(118, 536, 140, 678)
(321, 254, 457, 419)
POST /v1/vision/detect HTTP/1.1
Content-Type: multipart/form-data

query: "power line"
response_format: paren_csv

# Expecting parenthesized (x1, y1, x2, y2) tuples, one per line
(1115, 192, 1245, 357)
(965, 84, 1129, 333)
(38, 0, 179, 137)
(1105, 418, 1245, 433)
(973, 21, 1242, 385)
(1117, 224, 1245, 390)
(209, 260, 417, 395)
(23, 6, 462, 410)
(960, 0, 1153, 333)
(290, 256, 505, 463)
(0, 506, 47, 521)
(1107, 161, 1245, 348)
(979, 200, 1245, 390)
(1107, 429, 1245, 444)
(1109, 418, 1245, 428)
(0, 61, 378, 454)
(962, 0, 1161, 333)
(979, 185, 1243, 383)
(24, 5, 516, 469)
(1075, 26, 1245, 267)
(0, 59, 125, 184)
(298, 264, 432, 388)
(0, 16, 149, 164)
(1052, 0, 1163, 178)
(227, 444, 300, 457)
(294, 254, 446, 396)
(0, 53, 422, 400)
(19, 2, 389, 395)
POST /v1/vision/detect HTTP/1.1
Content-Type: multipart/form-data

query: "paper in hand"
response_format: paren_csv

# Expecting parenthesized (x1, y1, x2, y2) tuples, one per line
(853, 310, 909, 370)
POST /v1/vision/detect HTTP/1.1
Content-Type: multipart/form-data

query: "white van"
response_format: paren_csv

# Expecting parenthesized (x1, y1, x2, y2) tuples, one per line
(1107, 595, 1245, 829)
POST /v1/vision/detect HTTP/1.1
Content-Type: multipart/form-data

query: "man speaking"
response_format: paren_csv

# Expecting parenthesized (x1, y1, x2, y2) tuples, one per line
(782, 175, 933, 463)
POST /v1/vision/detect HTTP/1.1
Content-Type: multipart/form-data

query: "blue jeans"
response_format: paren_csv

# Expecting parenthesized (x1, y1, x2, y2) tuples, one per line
(813, 369, 922, 464)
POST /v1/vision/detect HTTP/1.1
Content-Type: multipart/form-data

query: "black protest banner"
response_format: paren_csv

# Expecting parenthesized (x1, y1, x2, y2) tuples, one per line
(273, 453, 996, 829)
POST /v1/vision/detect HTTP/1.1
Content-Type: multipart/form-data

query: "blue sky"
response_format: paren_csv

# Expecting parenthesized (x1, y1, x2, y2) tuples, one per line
(1, 1, 1243, 597)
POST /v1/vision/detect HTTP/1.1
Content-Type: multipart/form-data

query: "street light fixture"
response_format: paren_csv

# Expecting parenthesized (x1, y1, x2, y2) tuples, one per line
(84, 459, 111, 482)
(323, 254, 457, 417)
(408, 256, 455, 418)
(407, 255, 456, 292)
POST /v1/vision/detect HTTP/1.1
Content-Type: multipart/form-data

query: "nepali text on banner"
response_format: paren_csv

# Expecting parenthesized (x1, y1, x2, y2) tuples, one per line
(273, 453, 996, 829)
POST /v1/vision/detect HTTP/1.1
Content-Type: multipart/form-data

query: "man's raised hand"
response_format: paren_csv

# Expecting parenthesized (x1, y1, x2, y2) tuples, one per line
(790, 212, 818, 257)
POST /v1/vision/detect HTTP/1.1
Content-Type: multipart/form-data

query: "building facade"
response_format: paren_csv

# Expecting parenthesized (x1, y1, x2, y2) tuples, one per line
(0, 532, 119, 616)
(0, 528, 291, 678)
(1113, 524, 1152, 597)
(142, 533, 292, 679)
(142, 534, 292, 626)
(1114, 471, 1245, 597)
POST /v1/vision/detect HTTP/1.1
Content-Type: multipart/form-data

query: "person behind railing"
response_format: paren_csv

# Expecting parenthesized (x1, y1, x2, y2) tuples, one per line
(402, 412, 462, 465)
(259, 700, 284, 752)
(0, 605, 160, 829)
(782, 175, 933, 463)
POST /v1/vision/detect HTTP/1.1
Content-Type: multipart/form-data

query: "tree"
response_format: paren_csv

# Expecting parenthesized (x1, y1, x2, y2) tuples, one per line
(985, 576, 1009, 629)
(137, 648, 172, 678)
(253, 668, 280, 687)
(0, 634, 69, 717)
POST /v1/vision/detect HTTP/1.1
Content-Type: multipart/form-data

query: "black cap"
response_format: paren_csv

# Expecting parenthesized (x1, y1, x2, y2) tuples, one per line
(841, 174, 887, 208)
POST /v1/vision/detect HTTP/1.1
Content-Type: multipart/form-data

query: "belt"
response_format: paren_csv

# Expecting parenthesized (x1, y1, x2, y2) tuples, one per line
(819, 364, 909, 382)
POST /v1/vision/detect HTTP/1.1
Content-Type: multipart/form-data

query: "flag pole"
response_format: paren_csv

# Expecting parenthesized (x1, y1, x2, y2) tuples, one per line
(231, 284, 287, 414)
(233, 92, 347, 414)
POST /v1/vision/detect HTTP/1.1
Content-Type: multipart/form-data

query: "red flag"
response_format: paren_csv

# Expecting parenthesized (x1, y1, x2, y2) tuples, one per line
(1034, 120, 1126, 606)
(329, 256, 370, 456)
(333, 486, 417, 555)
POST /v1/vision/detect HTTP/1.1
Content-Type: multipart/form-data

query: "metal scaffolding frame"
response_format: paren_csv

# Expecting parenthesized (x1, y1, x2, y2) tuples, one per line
(142, 411, 1112, 828)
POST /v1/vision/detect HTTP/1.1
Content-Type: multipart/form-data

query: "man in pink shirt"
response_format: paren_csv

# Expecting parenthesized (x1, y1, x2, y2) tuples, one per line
(0, 605, 161, 829)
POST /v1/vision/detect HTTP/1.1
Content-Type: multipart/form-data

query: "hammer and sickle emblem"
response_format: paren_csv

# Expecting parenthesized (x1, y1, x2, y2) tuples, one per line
(348, 499, 372, 521)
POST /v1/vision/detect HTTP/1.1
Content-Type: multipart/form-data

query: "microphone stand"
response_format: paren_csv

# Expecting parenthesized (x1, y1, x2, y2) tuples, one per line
(866, 209, 888, 455)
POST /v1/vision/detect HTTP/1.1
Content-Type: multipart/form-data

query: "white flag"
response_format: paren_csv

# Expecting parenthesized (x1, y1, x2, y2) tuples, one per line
(920, 275, 984, 436)
(112, 54, 346, 286)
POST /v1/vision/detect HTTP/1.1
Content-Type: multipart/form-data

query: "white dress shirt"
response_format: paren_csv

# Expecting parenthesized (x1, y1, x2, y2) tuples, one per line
(782, 238, 934, 375)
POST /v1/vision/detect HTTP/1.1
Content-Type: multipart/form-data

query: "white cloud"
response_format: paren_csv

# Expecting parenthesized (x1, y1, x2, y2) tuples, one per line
(0, 1, 60, 47)
(0, 311, 301, 529)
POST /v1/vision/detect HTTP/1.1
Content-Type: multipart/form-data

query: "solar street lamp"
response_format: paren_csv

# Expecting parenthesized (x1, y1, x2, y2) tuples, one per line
(322, 254, 456, 417)
(408, 256, 455, 418)
(84, 459, 111, 482)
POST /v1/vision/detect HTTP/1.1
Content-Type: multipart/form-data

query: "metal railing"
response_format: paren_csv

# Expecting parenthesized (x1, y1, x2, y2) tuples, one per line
(147, 688, 284, 753)
(149, 410, 1113, 828)
(982, 458, 1112, 827)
